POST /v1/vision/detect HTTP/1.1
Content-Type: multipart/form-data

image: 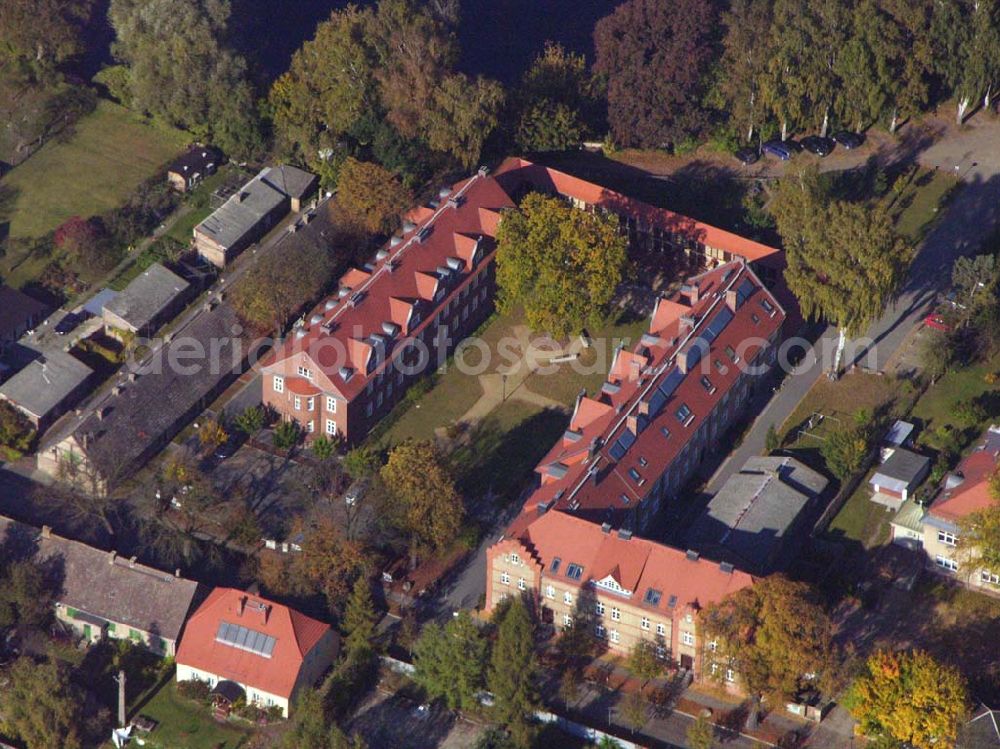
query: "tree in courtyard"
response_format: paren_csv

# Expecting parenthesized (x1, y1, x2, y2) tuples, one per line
(0, 0, 94, 65)
(336, 158, 413, 234)
(686, 714, 716, 749)
(488, 598, 538, 748)
(820, 424, 871, 480)
(495, 192, 627, 337)
(0, 657, 83, 749)
(627, 639, 662, 687)
(343, 575, 378, 656)
(621, 690, 648, 733)
(231, 239, 333, 332)
(594, 0, 716, 148)
(701, 575, 835, 708)
(291, 516, 367, 609)
(771, 165, 909, 374)
(413, 611, 487, 710)
(380, 440, 464, 558)
(846, 649, 968, 749)
(0, 400, 35, 453)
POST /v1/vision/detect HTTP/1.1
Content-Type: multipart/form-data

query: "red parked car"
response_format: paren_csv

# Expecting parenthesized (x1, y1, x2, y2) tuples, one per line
(923, 311, 953, 332)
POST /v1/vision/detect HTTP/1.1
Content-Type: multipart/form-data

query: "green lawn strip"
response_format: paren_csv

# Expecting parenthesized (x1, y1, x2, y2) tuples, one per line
(887, 167, 959, 243)
(825, 475, 893, 547)
(2, 100, 187, 239)
(911, 354, 1000, 451)
(127, 680, 250, 749)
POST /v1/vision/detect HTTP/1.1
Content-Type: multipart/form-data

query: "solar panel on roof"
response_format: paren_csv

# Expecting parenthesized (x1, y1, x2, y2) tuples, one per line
(215, 620, 277, 658)
(703, 306, 734, 343)
(657, 367, 685, 400)
(647, 388, 667, 417)
(737, 277, 755, 305)
(609, 428, 637, 460)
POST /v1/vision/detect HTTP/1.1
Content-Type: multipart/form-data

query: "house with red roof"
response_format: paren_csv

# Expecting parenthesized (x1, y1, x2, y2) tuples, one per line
(261, 168, 513, 444)
(487, 511, 752, 681)
(891, 425, 1000, 592)
(493, 157, 784, 285)
(176, 588, 338, 717)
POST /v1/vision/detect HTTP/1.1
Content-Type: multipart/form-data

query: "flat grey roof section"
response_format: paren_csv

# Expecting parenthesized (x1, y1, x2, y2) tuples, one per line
(872, 448, 931, 488)
(0, 350, 92, 419)
(687, 456, 828, 573)
(195, 170, 287, 249)
(103, 263, 190, 331)
(260, 164, 316, 200)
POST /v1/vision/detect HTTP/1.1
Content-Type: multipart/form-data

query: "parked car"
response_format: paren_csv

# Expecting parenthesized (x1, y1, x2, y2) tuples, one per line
(832, 130, 864, 149)
(345, 479, 369, 507)
(762, 140, 793, 161)
(54, 312, 83, 335)
(800, 135, 834, 156)
(923, 311, 953, 332)
(213, 436, 240, 461)
(781, 138, 803, 153)
(734, 147, 760, 165)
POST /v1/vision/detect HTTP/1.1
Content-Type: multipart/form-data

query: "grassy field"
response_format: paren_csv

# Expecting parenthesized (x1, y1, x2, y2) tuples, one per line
(911, 351, 1000, 451)
(1, 100, 187, 239)
(127, 681, 250, 749)
(888, 167, 960, 243)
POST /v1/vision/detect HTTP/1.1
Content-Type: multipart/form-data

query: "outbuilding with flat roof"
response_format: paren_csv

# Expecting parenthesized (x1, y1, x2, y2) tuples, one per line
(870, 447, 931, 509)
(102, 262, 191, 335)
(0, 349, 93, 431)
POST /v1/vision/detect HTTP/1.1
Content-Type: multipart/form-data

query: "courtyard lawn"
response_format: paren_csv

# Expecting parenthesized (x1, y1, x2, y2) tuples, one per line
(910, 352, 1000, 452)
(126, 681, 250, 749)
(888, 167, 960, 243)
(1, 100, 187, 240)
(826, 475, 895, 548)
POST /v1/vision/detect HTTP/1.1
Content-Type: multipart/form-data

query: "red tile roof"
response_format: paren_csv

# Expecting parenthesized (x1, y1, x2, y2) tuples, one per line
(494, 157, 782, 267)
(176, 588, 331, 699)
(508, 260, 785, 534)
(510, 511, 753, 614)
(929, 426, 1000, 523)
(264, 172, 515, 401)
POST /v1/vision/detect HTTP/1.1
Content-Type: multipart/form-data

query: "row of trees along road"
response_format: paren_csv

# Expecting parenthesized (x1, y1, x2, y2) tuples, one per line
(596, 0, 1000, 149)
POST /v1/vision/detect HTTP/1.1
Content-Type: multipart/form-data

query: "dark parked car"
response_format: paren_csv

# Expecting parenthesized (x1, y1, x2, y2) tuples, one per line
(832, 130, 864, 149)
(782, 139, 803, 153)
(800, 135, 834, 156)
(734, 147, 760, 165)
(762, 140, 793, 161)
(54, 312, 83, 335)
(213, 435, 241, 461)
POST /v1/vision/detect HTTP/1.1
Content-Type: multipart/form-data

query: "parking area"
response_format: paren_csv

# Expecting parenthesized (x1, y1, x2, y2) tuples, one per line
(345, 689, 487, 749)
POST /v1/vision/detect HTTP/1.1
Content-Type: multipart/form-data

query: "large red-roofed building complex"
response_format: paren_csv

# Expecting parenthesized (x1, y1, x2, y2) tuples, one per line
(486, 259, 784, 677)
(176, 588, 338, 717)
(261, 169, 513, 444)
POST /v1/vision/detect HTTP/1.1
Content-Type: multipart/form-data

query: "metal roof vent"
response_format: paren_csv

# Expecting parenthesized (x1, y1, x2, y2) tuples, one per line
(376, 248, 389, 261)
(325, 298, 337, 311)
(382, 321, 400, 337)
(445, 257, 463, 271)
(439, 186, 452, 199)
(295, 329, 307, 339)
(310, 314, 323, 325)
(338, 286, 351, 298)
(402, 220, 417, 233)
(390, 235, 403, 247)
(685, 549, 700, 561)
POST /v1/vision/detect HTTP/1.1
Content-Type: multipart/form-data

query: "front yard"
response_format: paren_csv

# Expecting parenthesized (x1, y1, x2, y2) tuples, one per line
(125, 680, 252, 749)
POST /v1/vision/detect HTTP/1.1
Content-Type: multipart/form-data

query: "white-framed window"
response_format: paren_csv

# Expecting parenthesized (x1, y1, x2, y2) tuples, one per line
(545, 585, 555, 599)
(708, 640, 718, 652)
(563, 614, 572, 627)
(938, 530, 958, 546)
(293, 396, 301, 410)
(500, 571, 510, 585)
(610, 607, 621, 622)
(306, 397, 314, 411)
(297, 365, 312, 380)
(511, 553, 520, 564)
(681, 631, 695, 647)
(595, 624, 606, 639)
(273, 375, 284, 393)
(326, 396, 337, 413)
(306, 420, 314, 433)
(981, 570, 1000, 585)
(595, 601, 605, 616)
(325, 419, 337, 436)
(725, 668, 736, 683)
(609, 630, 620, 644)
(517, 578, 526, 591)
(935, 555, 959, 572)
(656, 623, 666, 636)
(640, 617, 650, 631)
(563, 592, 573, 605)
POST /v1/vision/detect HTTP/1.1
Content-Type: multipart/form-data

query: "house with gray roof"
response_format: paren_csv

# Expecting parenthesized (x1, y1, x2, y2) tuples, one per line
(0, 515, 201, 655)
(38, 303, 250, 493)
(687, 456, 829, 574)
(870, 447, 931, 510)
(0, 349, 93, 431)
(0, 285, 49, 353)
(102, 262, 191, 335)
(194, 164, 316, 267)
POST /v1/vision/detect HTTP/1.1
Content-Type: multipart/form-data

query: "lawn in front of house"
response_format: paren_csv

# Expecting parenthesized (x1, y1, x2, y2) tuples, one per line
(910, 352, 1000, 452)
(1, 100, 187, 240)
(126, 680, 251, 749)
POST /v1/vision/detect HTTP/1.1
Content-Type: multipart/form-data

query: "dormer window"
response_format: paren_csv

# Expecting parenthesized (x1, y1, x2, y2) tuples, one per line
(760, 297, 776, 316)
(675, 403, 693, 425)
(700, 375, 716, 394)
(566, 563, 584, 580)
(725, 345, 739, 363)
(297, 365, 313, 380)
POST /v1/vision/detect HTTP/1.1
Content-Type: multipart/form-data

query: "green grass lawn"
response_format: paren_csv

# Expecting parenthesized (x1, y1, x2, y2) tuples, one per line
(165, 167, 237, 244)
(127, 681, 251, 749)
(888, 167, 959, 243)
(911, 352, 1000, 451)
(1, 100, 187, 239)
(826, 475, 894, 547)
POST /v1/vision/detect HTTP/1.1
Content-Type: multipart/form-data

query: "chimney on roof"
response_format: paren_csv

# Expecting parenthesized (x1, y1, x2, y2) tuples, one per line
(681, 284, 699, 304)
(638, 399, 650, 417)
(626, 414, 639, 434)
(175, 568, 181, 578)
(109, 551, 117, 565)
(41, 525, 52, 539)
(719, 561, 734, 574)
(128, 556, 137, 568)
(618, 528, 633, 540)
(601, 522, 612, 534)
(725, 288, 739, 312)
(685, 549, 700, 562)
